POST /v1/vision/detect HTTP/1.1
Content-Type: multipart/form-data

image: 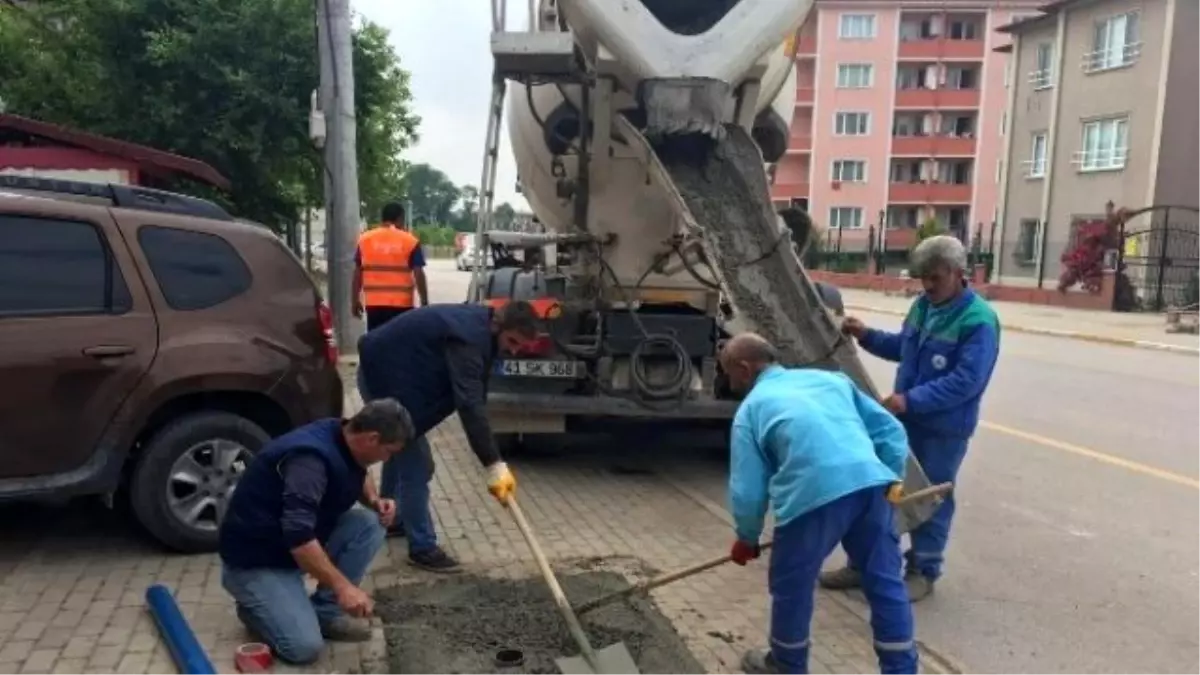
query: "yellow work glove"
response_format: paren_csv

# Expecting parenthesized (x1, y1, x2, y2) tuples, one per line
(886, 483, 904, 504)
(487, 462, 517, 503)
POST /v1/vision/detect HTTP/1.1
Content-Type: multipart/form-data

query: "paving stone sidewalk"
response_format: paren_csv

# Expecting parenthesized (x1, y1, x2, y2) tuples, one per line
(0, 369, 958, 674)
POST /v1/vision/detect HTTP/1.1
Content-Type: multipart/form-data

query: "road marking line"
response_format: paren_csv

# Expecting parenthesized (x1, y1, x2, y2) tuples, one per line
(980, 420, 1200, 489)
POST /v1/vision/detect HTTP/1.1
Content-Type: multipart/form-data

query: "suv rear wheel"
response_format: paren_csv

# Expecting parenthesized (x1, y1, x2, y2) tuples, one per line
(129, 411, 270, 553)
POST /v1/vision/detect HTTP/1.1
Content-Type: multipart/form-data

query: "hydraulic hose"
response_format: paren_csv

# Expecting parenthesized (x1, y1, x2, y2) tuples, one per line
(629, 333, 693, 401)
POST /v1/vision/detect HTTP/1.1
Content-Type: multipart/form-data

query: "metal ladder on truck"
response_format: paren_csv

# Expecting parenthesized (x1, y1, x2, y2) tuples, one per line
(471, 0, 580, 296)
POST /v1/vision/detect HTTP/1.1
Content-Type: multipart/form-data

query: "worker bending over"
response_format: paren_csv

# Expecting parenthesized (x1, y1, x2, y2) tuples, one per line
(822, 235, 1000, 601)
(721, 333, 917, 675)
(356, 301, 539, 571)
(352, 202, 428, 331)
(219, 400, 413, 664)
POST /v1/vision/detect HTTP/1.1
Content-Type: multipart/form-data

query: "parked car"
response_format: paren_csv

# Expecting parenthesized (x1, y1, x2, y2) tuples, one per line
(0, 176, 343, 553)
(456, 236, 484, 271)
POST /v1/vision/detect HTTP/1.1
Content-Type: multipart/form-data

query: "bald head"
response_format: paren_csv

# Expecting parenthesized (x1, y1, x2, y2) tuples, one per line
(723, 333, 778, 364)
(720, 333, 779, 397)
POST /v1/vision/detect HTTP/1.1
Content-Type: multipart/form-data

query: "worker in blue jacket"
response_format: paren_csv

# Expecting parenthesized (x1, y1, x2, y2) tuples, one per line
(721, 333, 917, 675)
(356, 301, 539, 572)
(821, 235, 1000, 601)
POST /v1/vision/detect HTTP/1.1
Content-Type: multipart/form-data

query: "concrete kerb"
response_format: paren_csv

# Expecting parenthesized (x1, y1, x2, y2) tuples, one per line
(846, 304, 1200, 356)
(657, 475, 964, 675)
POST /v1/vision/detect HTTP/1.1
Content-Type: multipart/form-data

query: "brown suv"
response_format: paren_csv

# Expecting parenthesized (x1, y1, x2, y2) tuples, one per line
(0, 176, 343, 552)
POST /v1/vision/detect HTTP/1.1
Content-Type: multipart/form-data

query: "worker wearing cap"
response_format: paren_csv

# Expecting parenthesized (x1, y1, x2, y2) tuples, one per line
(355, 301, 540, 572)
(821, 235, 1000, 601)
(352, 202, 429, 331)
(720, 333, 917, 675)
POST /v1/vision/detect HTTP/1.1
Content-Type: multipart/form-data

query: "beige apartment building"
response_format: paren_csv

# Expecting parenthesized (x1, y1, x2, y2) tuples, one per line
(993, 0, 1198, 294)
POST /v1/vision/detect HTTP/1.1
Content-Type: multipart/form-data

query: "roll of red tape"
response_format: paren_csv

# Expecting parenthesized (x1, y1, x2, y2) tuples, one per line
(235, 642, 273, 673)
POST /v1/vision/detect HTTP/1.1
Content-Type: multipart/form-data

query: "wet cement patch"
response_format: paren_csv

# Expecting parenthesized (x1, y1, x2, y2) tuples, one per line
(376, 569, 705, 674)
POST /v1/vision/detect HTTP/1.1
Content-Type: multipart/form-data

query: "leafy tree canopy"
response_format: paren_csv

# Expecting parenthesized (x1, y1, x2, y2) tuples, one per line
(0, 0, 418, 230)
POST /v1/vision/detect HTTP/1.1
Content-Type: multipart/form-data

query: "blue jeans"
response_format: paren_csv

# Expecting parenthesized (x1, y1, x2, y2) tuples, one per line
(906, 434, 970, 580)
(356, 368, 439, 555)
(221, 508, 385, 664)
(770, 488, 917, 674)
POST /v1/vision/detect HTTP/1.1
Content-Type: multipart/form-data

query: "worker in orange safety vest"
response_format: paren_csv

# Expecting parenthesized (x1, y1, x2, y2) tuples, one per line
(352, 202, 429, 331)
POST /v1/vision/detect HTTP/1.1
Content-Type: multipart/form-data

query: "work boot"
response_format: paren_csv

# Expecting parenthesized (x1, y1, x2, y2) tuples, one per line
(740, 648, 784, 674)
(818, 565, 861, 590)
(906, 575, 935, 602)
(408, 547, 460, 573)
(319, 615, 372, 643)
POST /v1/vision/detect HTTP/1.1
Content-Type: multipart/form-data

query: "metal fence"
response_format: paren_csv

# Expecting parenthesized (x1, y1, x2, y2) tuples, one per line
(806, 221, 997, 278)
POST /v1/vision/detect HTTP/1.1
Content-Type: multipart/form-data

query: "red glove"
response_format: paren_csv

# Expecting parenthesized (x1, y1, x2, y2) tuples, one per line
(730, 540, 761, 566)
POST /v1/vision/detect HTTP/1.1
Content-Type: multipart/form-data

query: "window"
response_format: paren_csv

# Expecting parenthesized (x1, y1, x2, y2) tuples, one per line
(1077, 117, 1128, 171)
(829, 207, 864, 230)
(0, 215, 131, 316)
(138, 226, 252, 311)
(947, 19, 979, 40)
(946, 66, 978, 89)
(896, 67, 925, 90)
(839, 14, 876, 39)
(937, 160, 973, 184)
(836, 64, 874, 88)
(834, 111, 870, 136)
(1030, 43, 1054, 89)
(891, 160, 925, 183)
(831, 160, 867, 183)
(1014, 219, 1042, 266)
(1086, 12, 1140, 72)
(1027, 133, 1047, 178)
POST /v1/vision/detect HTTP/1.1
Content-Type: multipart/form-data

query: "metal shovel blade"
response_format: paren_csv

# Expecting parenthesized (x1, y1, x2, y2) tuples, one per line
(556, 642, 640, 674)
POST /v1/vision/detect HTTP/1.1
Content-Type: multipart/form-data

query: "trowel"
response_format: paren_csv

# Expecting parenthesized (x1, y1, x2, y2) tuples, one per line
(504, 496, 640, 674)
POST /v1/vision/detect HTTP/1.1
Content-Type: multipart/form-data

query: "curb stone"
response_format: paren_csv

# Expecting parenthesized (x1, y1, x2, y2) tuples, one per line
(846, 304, 1200, 355)
(657, 475, 963, 675)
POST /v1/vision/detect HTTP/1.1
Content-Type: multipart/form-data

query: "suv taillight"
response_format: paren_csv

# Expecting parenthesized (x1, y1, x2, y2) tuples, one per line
(317, 301, 338, 364)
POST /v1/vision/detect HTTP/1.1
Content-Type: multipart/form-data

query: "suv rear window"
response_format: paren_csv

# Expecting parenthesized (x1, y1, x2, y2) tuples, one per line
(0, 214, 132, 316)
(138, 225, 252, 311)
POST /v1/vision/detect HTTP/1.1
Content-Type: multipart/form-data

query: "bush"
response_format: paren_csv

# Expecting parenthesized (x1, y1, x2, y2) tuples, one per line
(412, 224, 457, 247)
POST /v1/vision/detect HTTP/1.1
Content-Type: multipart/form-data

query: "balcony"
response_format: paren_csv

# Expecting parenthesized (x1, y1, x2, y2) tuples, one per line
(897, 38, 986, 60)
(786, 135, 812, 153)
(888, 181, 972, 203)
(795, 34, 818, 58)
(891, 134, 977, 156)
(795, 86, 815, 105)
(894, 88, 981, 108)
(772, 182, 810, 200)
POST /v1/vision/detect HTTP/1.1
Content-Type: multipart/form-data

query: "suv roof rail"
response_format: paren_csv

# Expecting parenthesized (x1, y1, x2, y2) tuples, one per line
(0, 174, 234, 221)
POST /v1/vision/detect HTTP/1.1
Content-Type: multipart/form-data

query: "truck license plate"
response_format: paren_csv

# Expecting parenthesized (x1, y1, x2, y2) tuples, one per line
(495, 359, 585, 378)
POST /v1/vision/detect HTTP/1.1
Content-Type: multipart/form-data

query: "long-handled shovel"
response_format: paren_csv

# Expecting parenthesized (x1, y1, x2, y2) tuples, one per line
(505, 495, 640, 674)
(576, 482, 955, 617)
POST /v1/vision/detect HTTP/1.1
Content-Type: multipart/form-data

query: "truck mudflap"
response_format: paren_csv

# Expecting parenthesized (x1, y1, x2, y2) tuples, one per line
(615, 114, 940, 534)
(487, 391, 737, 420)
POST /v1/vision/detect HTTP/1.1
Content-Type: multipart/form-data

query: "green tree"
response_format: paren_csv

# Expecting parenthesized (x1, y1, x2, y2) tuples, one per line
(404, 163, 460, 225)
(0, 0, 418, 230)
(492, 202, 516, 230)
(452, 185, 479, 232)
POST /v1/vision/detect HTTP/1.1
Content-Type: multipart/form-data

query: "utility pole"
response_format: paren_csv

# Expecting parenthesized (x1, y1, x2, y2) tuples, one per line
(316, 0, 362, 355)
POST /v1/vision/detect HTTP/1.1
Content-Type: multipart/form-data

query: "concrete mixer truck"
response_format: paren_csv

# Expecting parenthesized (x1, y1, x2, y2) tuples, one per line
(470, 0, 939, 530)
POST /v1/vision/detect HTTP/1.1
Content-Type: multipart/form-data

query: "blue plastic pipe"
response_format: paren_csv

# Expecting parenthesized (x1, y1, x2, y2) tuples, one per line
(145, 584, 217, 675)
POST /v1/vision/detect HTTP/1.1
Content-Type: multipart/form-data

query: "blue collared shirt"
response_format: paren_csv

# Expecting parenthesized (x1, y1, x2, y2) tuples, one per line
(728, 366, 909, 543)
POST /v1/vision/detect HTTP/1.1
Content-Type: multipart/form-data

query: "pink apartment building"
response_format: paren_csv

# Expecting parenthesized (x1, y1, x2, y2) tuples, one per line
(772, 0, 1044, 253)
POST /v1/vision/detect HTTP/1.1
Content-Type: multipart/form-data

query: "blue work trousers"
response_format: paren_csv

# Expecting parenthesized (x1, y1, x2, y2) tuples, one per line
(222, 508, 385, 664)
(906, 434, 970, 580)
(356, 368, 439, 555)
(771, 488, 917, 674)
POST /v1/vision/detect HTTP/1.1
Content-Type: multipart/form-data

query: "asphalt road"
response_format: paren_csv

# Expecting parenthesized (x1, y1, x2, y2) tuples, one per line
(426, 260, 1200, 674)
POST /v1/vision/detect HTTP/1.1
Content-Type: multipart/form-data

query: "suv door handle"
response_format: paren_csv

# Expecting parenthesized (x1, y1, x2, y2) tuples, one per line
(83, 345, 135, 358)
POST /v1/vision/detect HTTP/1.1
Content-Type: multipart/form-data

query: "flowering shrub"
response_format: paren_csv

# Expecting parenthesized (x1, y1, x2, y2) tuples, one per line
(1057, 211, 1123, 294)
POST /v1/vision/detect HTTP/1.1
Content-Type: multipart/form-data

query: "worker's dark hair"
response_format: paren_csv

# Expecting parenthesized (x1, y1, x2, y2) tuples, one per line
(381, 202, 406, 225)
(346, 398, 414, 444)
(495, 300, 540, 337)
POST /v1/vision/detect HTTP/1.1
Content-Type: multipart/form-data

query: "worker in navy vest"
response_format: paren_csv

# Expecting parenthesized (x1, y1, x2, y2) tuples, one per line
(356, 301, 540, 572)
(821, 235, 1001, 602)
(219, 399, 414, 664)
